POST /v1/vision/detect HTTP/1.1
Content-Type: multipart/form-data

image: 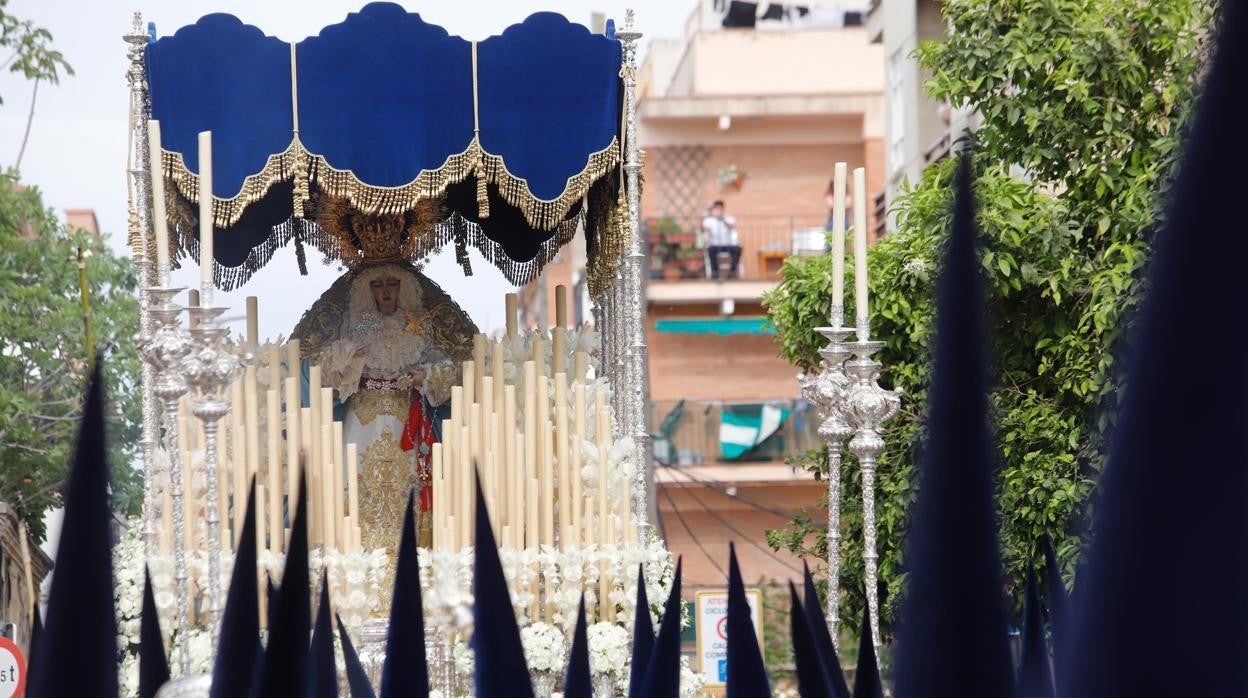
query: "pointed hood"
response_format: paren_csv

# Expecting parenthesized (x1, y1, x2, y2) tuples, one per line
(251, 470, 312, 698)
(266, 573, 280, 632)
(803, 561, 851, 698)
(28, 366, 118, 697)
(638, 558, 683, 698)
(1017, 568, 1054, 698)
(1041, 534, 1069, 686)
(627, 564, 656, 698)
(338, 614, 378, 698)
(29, 605, 42, 668)
(563, 595, 592, 698)
(1062, 3, 1248, 695)
(789, 582, 834, 698)
(726, 544, 769, 697)
(470, 473, 533, 698)
(307, 572, 337, 698)
(851, 603, 883, 698)
(211, 481, 260, 698)
(139, 568, 170, 698)
(893, 155, 1014, 698)
(380, 488, 428, 698)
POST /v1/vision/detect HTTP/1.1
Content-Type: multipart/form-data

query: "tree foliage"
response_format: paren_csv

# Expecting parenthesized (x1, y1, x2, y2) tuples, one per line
(0, 172, 143, 540)
(763, 0, 1214, 635)
(0, 1, 73, 104)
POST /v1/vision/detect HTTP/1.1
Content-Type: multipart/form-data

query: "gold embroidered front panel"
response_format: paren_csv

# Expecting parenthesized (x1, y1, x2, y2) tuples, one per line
(359, 428, 415, 556)
(349, 390, 409, 426)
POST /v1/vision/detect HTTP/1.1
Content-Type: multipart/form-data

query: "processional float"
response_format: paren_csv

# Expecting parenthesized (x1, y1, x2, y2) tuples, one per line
(123, 4, 667, 693)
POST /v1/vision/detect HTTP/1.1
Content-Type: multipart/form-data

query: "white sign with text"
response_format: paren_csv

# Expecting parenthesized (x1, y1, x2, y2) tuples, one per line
(694, 588, 763, 686)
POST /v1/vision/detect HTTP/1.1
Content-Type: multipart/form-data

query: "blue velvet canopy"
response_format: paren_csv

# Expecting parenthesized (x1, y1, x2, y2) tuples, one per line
(146, 3, 627, 290)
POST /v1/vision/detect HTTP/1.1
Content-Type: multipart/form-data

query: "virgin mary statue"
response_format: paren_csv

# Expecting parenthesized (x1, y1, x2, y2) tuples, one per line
(291, 198, 475, 551)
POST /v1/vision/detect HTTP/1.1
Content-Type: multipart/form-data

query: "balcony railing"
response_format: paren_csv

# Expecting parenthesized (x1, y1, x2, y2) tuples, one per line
(649, 397, 820, 465)
(646, 214, 828, 283)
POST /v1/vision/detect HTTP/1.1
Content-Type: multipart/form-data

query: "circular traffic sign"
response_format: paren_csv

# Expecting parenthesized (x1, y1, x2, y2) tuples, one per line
(0, 637, 26, 698)
(716, 615, 729, 641)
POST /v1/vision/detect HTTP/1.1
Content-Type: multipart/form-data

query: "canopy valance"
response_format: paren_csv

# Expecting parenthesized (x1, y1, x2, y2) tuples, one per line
(145, 3, 627, 290)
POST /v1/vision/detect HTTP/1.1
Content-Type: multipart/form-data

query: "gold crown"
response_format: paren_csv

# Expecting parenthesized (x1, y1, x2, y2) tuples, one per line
(311, 193, 445, 268)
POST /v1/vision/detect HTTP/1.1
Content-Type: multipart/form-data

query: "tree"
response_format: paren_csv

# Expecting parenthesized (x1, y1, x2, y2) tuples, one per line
(0, 2, 73, 99)
(763, 0, 1214, 635)
(0, 174, 142, 541)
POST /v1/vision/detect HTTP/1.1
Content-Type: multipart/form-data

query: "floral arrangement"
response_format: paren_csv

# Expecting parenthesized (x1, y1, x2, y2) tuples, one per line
(114, 518, 389, 691)
(586, 621, 629, 678)
(521, 622, 568, 674)
(679, 655, 707, 698)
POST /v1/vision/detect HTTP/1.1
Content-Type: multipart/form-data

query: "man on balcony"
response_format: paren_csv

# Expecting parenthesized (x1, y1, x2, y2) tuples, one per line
(701, 200, 742, 280)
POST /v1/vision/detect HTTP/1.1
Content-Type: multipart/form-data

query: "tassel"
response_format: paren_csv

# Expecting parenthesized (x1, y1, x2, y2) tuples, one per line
(474, 146, 490, 220)
(454, 217, 473, 276)
(292, 144, 310, 219)
(294, 219, 309, 276)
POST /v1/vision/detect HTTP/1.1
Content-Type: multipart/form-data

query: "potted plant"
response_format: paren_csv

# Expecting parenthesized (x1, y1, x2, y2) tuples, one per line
(676, 245, 705, 277)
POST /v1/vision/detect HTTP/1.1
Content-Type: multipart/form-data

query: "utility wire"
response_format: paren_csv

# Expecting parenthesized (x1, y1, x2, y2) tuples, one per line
(660, 485, 727, 579)
(664, 466, 804, 576)
(661, 464, 798, 519)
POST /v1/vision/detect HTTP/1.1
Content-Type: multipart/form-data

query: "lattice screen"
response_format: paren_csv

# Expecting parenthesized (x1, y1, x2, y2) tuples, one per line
(647, 145, 711, 231)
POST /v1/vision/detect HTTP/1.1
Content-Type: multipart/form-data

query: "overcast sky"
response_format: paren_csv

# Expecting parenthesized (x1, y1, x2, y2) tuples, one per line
(0, 0, 690, 340)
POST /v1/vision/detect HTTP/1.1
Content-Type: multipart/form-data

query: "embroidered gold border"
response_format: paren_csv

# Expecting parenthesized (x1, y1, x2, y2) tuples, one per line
(160, 136, 619, 233)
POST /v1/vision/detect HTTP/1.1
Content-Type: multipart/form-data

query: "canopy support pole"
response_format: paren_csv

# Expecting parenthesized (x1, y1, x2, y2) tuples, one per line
(617, 12, 655, 538)
(125, 12, 161, 557)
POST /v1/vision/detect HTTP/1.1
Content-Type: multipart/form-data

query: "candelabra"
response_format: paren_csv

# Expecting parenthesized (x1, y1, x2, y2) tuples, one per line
(136, 286, 194, 676)
(798, 311, 855, 646)
(184, 303, 247, 643)
(843, 332, 900, 653)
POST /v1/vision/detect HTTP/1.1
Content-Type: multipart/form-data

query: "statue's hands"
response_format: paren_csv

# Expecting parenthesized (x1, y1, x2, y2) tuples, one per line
(409, 367, 427, 385)
(353, 343, 370, 358)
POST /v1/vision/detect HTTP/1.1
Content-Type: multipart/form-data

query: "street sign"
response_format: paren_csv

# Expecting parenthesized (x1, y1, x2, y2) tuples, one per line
(694, 588, 763, 686)
(0, 637, 26, 698)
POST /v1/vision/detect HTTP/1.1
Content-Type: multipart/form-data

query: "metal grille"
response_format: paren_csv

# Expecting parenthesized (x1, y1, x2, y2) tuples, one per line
(647, 144, 711, 229)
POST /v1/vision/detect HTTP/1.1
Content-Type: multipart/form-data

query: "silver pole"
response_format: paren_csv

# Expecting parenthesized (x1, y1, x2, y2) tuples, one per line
(616, 10, 654, 536)
(185, 306, 246, 644)
(124, 12, 162, 557)
(800, 317, 854, 646)
(138, 289, 194, 675)
(844, 333, 900, 654)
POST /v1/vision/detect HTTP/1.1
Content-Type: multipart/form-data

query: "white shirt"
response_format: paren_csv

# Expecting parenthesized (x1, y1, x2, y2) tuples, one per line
(702, 214, 737, 246)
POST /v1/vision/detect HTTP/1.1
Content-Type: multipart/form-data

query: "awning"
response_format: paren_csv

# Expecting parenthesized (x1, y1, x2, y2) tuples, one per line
(654, 317, 775, 336)
(144, 3, 627, 290)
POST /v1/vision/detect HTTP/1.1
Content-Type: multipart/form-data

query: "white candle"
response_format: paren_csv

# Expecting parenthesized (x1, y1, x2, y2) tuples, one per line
(197, 131, 214, 290)
(246, 297, 259, 350)
(147, 121, 170, 276)
(266, 389, 283, 554)
(831, 162, 847, 321)
(505, 293, 519, 337)
(853, 166, 869, 335)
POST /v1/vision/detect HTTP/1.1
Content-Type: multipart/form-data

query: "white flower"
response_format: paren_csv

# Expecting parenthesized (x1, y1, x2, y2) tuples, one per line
(679, 654, 706, 698)
(587, 622, 629, 676)
(520, 622, 568, 673)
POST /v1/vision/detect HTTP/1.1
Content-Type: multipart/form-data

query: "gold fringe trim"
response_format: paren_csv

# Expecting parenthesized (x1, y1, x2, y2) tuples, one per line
(588, 181, 630, 298)
(161, 135, 619, 233)
(161, 139, 305, 230)
(165, 195, 583, 292)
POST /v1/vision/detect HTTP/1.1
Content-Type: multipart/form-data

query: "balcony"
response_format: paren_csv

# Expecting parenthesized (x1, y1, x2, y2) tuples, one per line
(646, 214, 828, 284)
(650, 397, 820, 466)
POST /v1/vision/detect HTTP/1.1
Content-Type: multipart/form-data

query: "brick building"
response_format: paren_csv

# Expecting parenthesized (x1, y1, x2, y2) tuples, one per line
(522, 1, 885, 593)
(639, 1, 885, 591)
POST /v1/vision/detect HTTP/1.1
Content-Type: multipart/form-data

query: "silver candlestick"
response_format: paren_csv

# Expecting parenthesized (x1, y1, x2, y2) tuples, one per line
(799, 312, 855, 646)
(843, 334, 900, 653)
(184, 304, 246, 644)
(137, 286, 194, 675)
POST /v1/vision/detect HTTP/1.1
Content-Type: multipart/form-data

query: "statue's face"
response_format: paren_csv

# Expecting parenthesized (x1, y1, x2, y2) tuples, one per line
(370, 276, 400, 315)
